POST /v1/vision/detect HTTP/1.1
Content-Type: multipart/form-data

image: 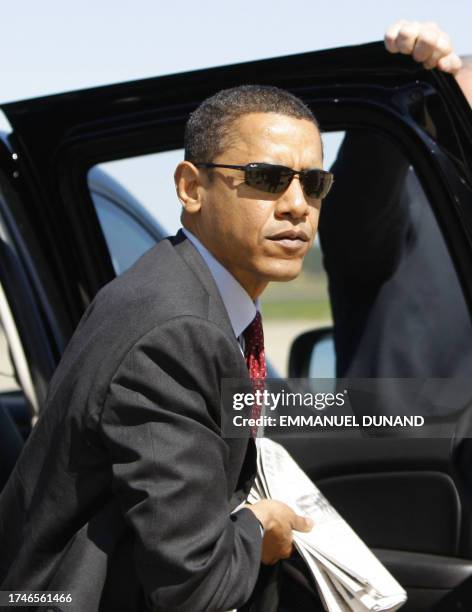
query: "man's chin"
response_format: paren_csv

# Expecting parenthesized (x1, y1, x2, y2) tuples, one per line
(264, 261, 304, 282)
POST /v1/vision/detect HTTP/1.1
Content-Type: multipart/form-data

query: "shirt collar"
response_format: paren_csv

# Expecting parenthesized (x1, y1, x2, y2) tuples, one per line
(181, 227, 257, 338)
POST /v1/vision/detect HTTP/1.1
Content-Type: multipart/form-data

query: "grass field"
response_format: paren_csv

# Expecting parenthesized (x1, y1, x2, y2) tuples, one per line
(261, 299, 331, 320)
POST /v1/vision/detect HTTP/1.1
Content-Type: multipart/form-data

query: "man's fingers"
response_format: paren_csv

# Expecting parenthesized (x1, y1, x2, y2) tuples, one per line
(384, 20, 459, 74)
(292, 515, 313, 532)
(384, 19, 408, 53)
(395, 21, 421, 55)
(265, 543, 292, 565)
(384, 20, 461, 75)
(411, 27, 439, 63)
(281, 542, 294, 559)
(437, 53, 463, 74)
(423, 33, 453, 69)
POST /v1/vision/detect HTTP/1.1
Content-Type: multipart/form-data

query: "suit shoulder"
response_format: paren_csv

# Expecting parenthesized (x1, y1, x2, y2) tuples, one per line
(93, 238, 210, 324)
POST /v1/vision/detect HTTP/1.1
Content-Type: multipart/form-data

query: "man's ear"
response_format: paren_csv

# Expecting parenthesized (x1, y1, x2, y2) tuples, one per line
(174, 161, 204, 215)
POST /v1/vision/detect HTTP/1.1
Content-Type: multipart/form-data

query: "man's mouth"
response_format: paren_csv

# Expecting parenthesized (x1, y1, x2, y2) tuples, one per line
(266, 229, 310, 250)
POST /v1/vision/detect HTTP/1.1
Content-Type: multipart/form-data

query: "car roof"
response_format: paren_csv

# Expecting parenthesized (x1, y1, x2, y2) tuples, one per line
(88, 166, 168, 242)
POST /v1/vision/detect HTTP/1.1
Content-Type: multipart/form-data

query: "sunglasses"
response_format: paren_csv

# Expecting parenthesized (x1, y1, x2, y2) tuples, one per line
(195, 162, 334, 199)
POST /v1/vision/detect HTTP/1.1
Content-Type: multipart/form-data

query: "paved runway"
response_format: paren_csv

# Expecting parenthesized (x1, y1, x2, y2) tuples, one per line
(264, 319, 330, 377)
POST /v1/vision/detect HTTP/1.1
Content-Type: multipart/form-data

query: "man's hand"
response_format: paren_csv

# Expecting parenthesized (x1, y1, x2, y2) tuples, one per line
(384, 20, 462, 74)
(245, 500, 313, 565)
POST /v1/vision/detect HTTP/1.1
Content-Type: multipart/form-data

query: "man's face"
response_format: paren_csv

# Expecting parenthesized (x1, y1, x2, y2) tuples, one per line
(181, 112, 324, 298)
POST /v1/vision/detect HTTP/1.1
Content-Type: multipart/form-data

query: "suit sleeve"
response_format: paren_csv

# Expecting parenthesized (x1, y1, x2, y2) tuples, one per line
(99, 315, 262, 612)
(319, 130, 411, 287)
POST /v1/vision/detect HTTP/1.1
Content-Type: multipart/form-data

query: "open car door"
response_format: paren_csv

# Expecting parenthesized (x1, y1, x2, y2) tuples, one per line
(2, 41, 472, 610)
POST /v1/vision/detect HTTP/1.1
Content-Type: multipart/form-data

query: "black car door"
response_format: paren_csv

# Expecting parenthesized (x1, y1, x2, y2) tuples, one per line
(1, 41, 472, 611)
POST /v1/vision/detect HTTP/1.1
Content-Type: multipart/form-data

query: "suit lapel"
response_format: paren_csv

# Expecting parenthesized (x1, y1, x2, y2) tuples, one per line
(172, 230, 241, 346)
(171, 230, 257, 476)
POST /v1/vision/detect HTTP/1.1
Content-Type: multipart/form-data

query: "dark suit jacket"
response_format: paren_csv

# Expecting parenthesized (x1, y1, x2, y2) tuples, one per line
(0, 232, 262, 612)
(319, 131, 472, 381)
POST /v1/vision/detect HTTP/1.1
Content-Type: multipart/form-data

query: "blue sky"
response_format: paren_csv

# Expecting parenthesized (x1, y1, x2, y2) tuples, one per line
(2, 0, 471, 231)
(2, 0, 470, 102)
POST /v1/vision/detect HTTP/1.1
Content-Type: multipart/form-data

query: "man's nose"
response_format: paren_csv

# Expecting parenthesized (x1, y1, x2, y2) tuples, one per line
(274, 176, 309, 219)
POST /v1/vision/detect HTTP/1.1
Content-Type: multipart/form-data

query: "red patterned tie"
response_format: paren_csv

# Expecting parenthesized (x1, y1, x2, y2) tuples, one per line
(243, 311, 267, 437)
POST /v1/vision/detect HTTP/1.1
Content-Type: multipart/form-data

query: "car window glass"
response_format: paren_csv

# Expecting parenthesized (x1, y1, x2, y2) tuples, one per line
(92, 150, 183, 235)
(86, 127, 472, 394)
(92, 192, 157, 275)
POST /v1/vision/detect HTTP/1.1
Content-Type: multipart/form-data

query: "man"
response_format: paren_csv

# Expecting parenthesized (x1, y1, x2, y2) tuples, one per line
(0, 86, 331, 611)
(319, 21, 472, 386)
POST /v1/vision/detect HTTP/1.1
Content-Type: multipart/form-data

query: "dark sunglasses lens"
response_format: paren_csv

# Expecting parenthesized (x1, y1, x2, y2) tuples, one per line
(302, 170, 333, 199)
(245, 164, 292, 194)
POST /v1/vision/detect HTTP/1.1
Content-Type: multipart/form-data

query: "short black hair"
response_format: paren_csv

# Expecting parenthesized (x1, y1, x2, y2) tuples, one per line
(184, 85, 320, 163)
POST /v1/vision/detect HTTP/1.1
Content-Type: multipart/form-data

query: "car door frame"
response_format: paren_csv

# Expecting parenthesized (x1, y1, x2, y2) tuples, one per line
(1, 42, 472, 608)
(1, 41, 471, 337)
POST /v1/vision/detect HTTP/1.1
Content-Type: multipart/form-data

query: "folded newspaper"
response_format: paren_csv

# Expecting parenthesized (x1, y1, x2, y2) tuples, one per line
(247, 438, 407, 612)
